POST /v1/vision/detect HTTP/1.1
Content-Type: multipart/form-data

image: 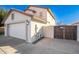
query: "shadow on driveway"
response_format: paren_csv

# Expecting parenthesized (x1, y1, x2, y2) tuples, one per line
(0, 35, 26, 54)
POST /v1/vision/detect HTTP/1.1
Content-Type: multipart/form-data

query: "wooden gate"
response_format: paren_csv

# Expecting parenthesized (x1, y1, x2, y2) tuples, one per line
(54, 25, 77, 40)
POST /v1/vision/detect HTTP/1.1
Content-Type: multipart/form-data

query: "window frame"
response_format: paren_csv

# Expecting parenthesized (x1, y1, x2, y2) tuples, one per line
(11, 13, 15, 20)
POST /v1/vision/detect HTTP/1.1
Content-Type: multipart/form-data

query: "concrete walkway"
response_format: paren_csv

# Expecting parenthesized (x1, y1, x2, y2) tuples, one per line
(0, 35, 79, 54)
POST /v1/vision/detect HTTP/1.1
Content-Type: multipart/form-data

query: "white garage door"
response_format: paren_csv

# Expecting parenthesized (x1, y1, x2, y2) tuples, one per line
(8, 22, 27, 40)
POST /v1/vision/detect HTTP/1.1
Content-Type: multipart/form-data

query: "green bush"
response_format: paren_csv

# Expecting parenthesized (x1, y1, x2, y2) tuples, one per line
(0, 8, 8, 26)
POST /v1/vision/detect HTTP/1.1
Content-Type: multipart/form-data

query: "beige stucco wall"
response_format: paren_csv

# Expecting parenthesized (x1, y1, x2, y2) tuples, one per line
(30, 21, 55, 42)
(42, 11, 56, 39)
(45, 11, 56, 26)
(30, 11, 56, 42)
(30, 21, 45, 42)
(43, 26, 54, 39)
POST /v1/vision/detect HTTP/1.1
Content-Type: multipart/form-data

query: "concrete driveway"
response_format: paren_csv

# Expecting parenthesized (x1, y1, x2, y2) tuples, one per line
(0, 35, 79, 54)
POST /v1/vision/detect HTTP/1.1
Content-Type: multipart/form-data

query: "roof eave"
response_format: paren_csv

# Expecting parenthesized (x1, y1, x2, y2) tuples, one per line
(1, 9, 32, 24)
(24, 6, 55, 20)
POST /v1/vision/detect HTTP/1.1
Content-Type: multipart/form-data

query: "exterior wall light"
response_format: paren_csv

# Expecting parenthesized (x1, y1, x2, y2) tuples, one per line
(26, 20, 29, 25)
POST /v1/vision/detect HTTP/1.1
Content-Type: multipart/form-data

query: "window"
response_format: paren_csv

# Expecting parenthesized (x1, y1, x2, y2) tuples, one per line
(40, 12, 43, 17)
(26, 20, 29, 25)
(11, 13, 14, 20)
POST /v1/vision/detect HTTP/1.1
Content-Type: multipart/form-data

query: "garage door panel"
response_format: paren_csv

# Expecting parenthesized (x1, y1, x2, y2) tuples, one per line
(9, 23, 26, 40)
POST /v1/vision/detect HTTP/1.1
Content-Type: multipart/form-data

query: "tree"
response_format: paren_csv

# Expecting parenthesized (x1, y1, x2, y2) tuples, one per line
(0, 8, 8, 26)
(57, 20, 64, 25)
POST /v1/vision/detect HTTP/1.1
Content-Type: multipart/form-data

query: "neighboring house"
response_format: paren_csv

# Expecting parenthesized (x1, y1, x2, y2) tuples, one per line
(2, 6, 56, 43)
(72, 22, 79, 25)
(72, 21, 79, 42)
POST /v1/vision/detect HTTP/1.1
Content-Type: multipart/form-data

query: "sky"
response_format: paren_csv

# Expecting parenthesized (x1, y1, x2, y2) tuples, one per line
(0, 5, 79, 25)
